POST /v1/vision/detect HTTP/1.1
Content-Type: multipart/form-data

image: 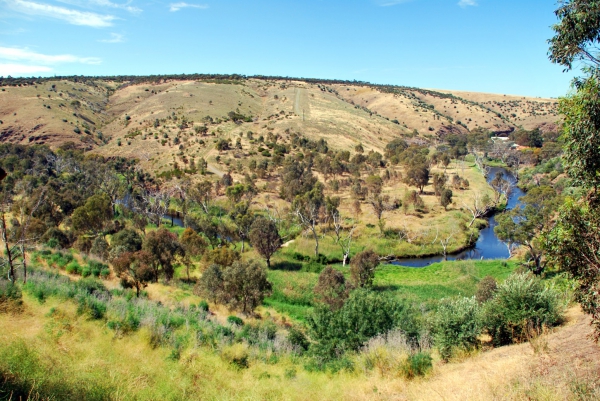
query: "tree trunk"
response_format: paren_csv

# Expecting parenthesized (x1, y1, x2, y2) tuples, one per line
(20, 242, 27, 284)
(1, 214, 14, 282)
(266, 257, 271, 269)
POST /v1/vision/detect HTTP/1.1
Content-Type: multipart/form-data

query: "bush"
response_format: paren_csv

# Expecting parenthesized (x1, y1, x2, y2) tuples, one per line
(476, 275, 498, 303)
(100, 268, 110, 278)
(287, 326, 310, 353)
(308, 289, 420, 360)
(483, 273, 564, 346)
(227, 315, 243, 326)
(81, 267, 91, 277)
(0, 280, 23, 312)
(65, 261, 81, 275)
(400, 352, 433, 379)
(431, 297, 482, 361)
(198, 300, 209, 312)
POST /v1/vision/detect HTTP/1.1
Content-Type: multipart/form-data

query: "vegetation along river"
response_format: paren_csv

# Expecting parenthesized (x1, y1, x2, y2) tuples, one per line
(392, 167, 524, 267)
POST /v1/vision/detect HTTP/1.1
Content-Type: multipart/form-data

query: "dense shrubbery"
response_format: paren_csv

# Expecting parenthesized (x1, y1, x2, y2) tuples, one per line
(430, 297, 482, 361)
(307, 289, 420, 361)
(483, 273, 564, 346)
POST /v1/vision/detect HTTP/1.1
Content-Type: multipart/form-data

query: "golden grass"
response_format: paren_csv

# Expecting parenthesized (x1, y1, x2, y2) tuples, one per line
(2, 290, 598, 401)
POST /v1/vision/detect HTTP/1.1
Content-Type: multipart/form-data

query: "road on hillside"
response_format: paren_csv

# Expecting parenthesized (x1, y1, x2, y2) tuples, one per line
(207, 163, 224, 177)
(294, 88, 303, 117)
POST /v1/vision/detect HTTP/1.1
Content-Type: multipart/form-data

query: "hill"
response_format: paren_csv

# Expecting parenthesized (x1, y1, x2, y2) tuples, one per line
(0, 76, 559, 175)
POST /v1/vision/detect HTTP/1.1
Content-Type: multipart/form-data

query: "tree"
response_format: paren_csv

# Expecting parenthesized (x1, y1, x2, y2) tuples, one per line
(314, 267, 351, 311)
(110, 228, 142, 259)
(190, 180, 213, 214)
(545, 1, 600, 330)
(331, 211, 356, 266)
(180, 228, 207, 280)
(230, 201, 255, 253)
(293, 183, 324, 257)
(249, 217, 281, 268)
(143, 228, 184, 281)
(404, 164, 429, 193)
(495, 186, 560, 275)
(71, 194, 112, 234)
(113, 251, 154, 297)
(440, 188, 453, 210)
(350, 249, 380, 288)
(196, 260, 272, 314)
(463, 192, 493, 227)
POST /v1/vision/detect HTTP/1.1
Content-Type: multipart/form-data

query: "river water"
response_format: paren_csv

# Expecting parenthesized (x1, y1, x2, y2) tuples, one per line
(391, 167, 524, 267)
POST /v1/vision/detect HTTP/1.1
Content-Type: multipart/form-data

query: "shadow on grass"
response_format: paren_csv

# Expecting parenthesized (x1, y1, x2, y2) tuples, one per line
(271, 261, 303, 271)
(373, 284, 401, 292)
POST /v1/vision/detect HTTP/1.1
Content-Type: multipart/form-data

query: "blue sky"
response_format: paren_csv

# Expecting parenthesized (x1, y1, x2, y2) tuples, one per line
(0, 0, 577, 97)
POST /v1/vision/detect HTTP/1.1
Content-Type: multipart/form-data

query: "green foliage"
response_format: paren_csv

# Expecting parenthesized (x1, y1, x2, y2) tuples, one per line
(249, 217, 281, 268)
(546, 197, 600, 339)
(307, 289, 419, 360)
(349, 249, 379, 288)
(71, 194, 113, 234)
(430, 297, 482, 361)
(0, 280, 23, 312)
(400, 352, 433, 379)
(314, 266, 350, 310)
(227, 315, 244, 326)
(475, 275, 498, 303)
(196, 260, 272, 313)
(483, 273, 564, 346)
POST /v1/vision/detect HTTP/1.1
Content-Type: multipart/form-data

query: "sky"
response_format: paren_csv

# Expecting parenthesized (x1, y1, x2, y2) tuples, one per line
(0, 0, 579, 98)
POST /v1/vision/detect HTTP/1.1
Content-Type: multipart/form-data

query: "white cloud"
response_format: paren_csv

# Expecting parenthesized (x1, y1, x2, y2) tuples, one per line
(90, 0, 141, 14)
(7, 0, 116, 28)
(458, 0, 477, 7)
(0, 46, 102, 65)
(373, 0, 413, 6)
(99, 32, 124, 43)
(0, 63, 52, 76)
(169, 2, 208, 12)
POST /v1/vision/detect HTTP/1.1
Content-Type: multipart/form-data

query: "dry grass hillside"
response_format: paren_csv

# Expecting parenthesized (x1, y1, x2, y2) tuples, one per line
(0, 77, 559, 165)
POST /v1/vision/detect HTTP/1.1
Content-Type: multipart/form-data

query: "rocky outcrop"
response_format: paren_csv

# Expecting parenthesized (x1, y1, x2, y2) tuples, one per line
(436, 124, 468, 138)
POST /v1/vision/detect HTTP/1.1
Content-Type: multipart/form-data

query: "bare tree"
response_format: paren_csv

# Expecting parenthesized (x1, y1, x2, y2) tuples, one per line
(463, 192, 494, 227)
(331, 211, 356, 266)
(137, 187, 172, 227)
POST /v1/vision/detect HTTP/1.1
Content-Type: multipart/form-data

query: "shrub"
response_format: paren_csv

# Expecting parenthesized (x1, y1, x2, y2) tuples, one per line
(65, 261, 81, 275)
(81, 267, 91, 278)
(198, 300, 209, 312)
(308, 289, 420, 360)
(483, 273, 564, 346)
(400, 352, 433, 379)
(227, 315, 243, 326)
(100, 268, 110, 279)
(0, 280, 23, 312)
(430, 297, 482, 361)
(287, 326, 310, 353)
(350, 249, 380, 288)
(476, 275, 498, 303)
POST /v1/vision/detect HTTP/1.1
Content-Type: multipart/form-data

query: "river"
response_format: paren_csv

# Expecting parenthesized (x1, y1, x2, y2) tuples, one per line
(391, 167, 524, 267)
